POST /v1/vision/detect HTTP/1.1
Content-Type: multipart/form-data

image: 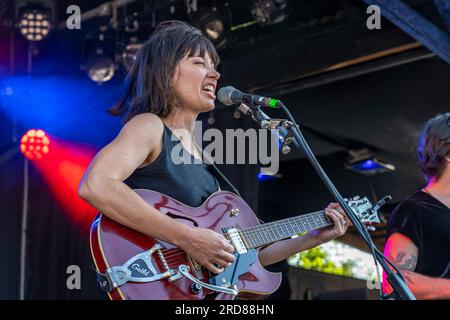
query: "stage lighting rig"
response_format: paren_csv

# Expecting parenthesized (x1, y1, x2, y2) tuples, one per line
(191, 7, 227, 49)
(346, 148, 395, 176)
(85, 46, 116, 83)
(15, 0, 55, 42)
(250, 0, 289, 26)
(82, 31, 118, 84)
(20, 129, 50, 160)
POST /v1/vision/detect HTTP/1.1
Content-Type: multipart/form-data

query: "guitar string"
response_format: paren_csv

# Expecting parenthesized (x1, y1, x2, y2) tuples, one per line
(153, 213, 332, 260)
(153, 208, 349, 260)
(159, 218, 330, 258)
(240, 210, 328, 240)
(157, 220, 326, 263)
(240, 200, 371, 239)
(240, 212, 332, 247)
(157, 222, 333, 266)
(149, 204, 366, 266)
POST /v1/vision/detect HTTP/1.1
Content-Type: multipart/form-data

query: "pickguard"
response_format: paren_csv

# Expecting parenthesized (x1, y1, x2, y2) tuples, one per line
(208, 249, 257, 287)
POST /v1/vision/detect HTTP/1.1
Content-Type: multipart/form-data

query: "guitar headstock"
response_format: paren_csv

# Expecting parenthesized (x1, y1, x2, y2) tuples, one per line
(345, 196, 389, 225)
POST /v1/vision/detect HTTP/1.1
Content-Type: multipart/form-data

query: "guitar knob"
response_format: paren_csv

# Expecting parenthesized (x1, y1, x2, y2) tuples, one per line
(230, 208, 240, 217)
(190, 283, 202, 294)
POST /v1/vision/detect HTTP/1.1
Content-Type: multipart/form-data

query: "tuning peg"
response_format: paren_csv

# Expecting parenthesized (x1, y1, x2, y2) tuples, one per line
(353, 196, 360, 201)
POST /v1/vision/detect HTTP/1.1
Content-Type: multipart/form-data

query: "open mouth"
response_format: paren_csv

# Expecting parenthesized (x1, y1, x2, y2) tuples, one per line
(202, 84, 216, 98)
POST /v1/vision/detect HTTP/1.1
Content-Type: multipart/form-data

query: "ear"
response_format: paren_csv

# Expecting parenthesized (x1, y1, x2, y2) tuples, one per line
(171, 65, 180, 87)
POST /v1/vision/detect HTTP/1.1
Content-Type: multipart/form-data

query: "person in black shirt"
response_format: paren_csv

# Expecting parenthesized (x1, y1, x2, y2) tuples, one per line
(384, 113, 450, 299)
(79, 21, 350, 278)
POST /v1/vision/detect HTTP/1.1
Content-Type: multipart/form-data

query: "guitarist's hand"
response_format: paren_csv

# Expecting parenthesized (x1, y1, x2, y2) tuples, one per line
(312, 203, 351, 243)
(180, 228, 235, 274)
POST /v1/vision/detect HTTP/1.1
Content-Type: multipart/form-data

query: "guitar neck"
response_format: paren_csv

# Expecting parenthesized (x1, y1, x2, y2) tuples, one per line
(239, 210, 333, 249)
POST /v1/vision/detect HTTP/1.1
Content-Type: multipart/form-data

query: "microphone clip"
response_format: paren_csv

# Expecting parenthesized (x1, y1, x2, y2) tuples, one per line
(238, 103, 297, 154)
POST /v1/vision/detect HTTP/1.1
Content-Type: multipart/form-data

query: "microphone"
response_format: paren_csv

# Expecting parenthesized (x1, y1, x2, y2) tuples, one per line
(218, 86, 281, 108)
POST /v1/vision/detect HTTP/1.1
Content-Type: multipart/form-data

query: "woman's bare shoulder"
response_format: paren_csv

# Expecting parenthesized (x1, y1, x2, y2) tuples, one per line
(125, 113, 164, 131)
(84, 113, 164, 180)
(120, 113, 164, 142)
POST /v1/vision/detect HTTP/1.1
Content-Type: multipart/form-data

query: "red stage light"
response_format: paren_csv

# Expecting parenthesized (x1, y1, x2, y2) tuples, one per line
(13, 127, 98, 229)
(21, 132, 98, 229)
(20, 129, 50, 160)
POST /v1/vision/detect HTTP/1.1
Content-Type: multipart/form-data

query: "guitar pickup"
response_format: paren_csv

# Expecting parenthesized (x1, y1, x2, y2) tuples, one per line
(223, 227, 247, 254)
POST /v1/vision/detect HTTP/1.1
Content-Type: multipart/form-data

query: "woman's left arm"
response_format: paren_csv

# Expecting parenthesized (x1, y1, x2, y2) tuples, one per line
(258, 203, 350, 267)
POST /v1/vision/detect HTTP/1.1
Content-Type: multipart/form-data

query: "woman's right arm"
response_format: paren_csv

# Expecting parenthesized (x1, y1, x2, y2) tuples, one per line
(78, 113, 234, 273)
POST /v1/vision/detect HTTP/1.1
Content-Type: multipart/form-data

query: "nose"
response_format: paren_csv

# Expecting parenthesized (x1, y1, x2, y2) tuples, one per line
(208, 67, 220, 80)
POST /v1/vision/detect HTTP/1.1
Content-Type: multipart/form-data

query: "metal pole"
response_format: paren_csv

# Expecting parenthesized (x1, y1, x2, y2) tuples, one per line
(57, 0, 141, 30)
(19, 158, 29, 300)
(27, 42, 33, 75)
(19, 38, 34, 300)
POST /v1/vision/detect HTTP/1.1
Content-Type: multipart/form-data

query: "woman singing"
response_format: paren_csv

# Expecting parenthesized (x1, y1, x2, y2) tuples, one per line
(79, 20, 349, 287)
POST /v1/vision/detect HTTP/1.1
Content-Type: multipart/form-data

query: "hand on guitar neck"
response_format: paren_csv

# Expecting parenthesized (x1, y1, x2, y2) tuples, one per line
(309, 202, 352, 243)
(258, 202, 351, 267)
(176, 202, 350, 275)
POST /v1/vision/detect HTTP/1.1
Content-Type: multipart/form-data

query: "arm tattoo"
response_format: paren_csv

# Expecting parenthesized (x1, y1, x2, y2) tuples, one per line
(402, 271, 415, 285)
(389, 251, 418, 271)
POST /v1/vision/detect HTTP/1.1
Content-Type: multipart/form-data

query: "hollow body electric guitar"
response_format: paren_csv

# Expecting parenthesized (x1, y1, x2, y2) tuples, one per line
(90, 189, 384, 300)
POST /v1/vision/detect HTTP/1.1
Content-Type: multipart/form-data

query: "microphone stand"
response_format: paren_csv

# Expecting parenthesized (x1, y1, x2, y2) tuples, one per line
(250, 102, 415, 300)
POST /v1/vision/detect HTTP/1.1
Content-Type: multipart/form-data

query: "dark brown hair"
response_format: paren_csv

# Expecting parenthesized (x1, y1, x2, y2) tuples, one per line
(109, 20, 220, 122)
(417, 113, 450, 180)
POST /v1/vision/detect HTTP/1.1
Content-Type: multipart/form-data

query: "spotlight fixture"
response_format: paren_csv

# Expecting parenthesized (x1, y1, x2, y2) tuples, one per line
(250, 0, 289, 26)
(85, 46, 116, 83)
(82, 31, 118, 83)
(346, 148, 395, 176)
(18, 9, 51, 41)
(15, 1, 54, 41)
(20, 129, 50, 160)
(191, 8, 227, 49)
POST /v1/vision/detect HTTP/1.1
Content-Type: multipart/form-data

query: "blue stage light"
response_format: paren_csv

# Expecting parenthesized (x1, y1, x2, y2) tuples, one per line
(257, 173, 275, 181)
(348, 158, 395, 175)
(257, 171, 282, 181)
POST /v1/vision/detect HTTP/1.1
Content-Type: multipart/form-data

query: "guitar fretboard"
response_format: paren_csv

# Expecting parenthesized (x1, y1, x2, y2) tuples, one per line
(239, 210, 333, 249)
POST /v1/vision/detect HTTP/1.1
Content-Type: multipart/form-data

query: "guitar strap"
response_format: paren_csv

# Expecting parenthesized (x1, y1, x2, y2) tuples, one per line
(209, 161, 241, 197)
(198, 139, 265, 224)
(196, 143, 241, 197)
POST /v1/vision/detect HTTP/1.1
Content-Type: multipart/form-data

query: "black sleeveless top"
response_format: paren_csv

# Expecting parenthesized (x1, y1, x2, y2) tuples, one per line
(124, 124, 220, 207)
